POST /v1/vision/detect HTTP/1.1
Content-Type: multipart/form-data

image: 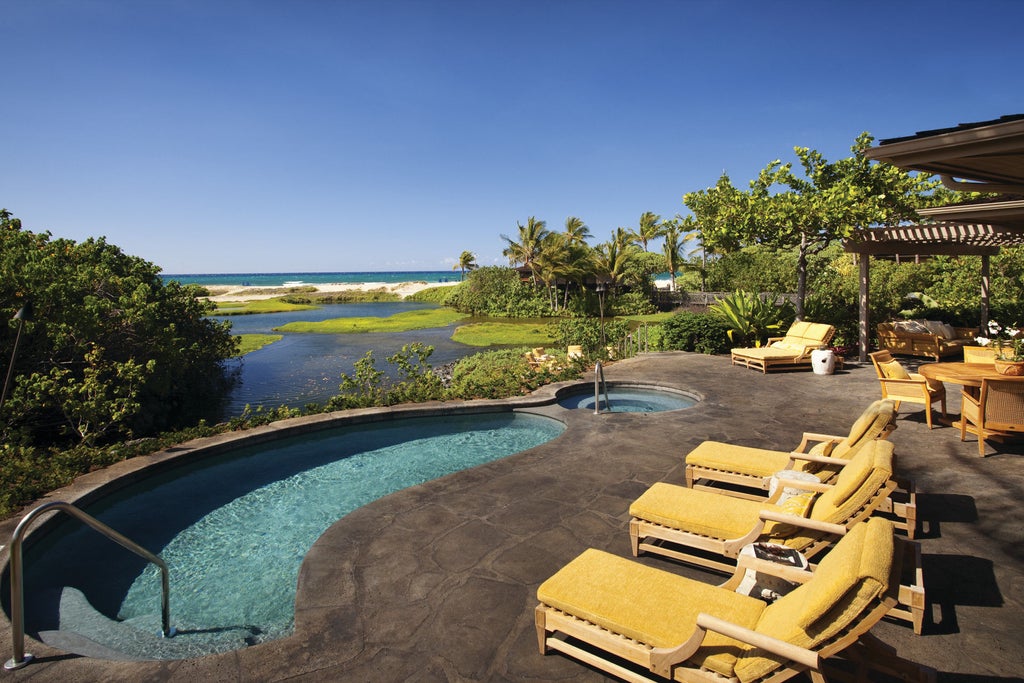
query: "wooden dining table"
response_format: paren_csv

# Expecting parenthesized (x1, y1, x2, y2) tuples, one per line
(917, 361, 1008, 389)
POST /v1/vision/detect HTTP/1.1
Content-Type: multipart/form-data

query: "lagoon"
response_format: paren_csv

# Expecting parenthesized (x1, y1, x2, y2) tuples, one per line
(216, 302, 476, 416)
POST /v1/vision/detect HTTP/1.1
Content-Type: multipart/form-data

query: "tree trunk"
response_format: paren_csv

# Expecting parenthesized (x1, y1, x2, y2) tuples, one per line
(795, 232, 807, 321)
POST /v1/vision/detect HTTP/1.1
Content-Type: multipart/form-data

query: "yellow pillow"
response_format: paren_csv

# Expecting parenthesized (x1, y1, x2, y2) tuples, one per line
(880, 360, 910, 380)
(764, 492, 815, 538)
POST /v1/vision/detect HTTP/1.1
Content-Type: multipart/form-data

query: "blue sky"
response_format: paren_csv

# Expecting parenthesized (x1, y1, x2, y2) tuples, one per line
(5, 1, 1023, 274)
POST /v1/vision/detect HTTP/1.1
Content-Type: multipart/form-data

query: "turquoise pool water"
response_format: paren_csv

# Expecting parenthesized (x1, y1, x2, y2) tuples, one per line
(18, 412, 564, 657)
(558, 386, 697, 413)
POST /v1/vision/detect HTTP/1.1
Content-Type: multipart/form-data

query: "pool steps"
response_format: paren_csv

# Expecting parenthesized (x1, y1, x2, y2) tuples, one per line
(41, 587, 255, 660)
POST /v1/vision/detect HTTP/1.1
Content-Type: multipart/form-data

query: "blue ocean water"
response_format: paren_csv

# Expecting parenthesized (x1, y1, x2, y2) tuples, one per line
(164, 271, 460, 287)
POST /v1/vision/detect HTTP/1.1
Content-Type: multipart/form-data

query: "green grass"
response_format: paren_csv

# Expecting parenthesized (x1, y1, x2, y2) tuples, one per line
(620, 312, 675, 323)
(275, 308, 468, 333)
(451, 321, 556, 347)
(214, 298, 319, 315)
(236, 334, 283, 354)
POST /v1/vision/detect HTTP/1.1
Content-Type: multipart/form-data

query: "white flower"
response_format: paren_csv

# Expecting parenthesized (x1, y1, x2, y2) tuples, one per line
(976, 336, 992, 346)
(1011, 329, 1021, 338)
(988, 320, 1002, 335)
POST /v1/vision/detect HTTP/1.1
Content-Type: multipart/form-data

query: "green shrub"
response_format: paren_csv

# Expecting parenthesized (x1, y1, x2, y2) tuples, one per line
(325, 343, 444, 410)
(445, 266, 549, 317)
(709, 291, 794, 347)
(608, 290, 656, 315)
(405, 284, 459, 304)
(446, 348, 582, 399)
(659, 312, 732, 354)
(548, 318, 632, 357)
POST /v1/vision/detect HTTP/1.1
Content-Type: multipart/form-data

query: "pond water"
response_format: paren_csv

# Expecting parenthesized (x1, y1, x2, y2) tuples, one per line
(217, 302, 477, 416)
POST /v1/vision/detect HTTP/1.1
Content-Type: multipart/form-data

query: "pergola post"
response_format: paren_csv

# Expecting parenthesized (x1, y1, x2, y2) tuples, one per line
(981, 254, 991, 329)
(859, 254, 870, 363)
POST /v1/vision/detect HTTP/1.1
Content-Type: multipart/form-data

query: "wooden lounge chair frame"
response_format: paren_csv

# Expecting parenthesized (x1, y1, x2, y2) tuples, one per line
(687, 446, 918, 540)
(960, 377, 1024, 456)
(630, 442, 925, 633)
(730, 321, 836, 374)
(868, 350, 947, 429)
(537, 520, 933, 682)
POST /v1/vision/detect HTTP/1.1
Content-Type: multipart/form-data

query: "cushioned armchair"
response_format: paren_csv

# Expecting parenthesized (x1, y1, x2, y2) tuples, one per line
(537, 518, 932, 683)
(730, 321, 835, 373)
(868, 350, 946, 429)
(960, 377, 1024, 456)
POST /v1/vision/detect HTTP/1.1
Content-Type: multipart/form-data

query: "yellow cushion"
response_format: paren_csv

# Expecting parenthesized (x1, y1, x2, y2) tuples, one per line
(879, 360, 910, 379)
(763, 492, 815, 538)
(630, 483, 770, 540)
(733, 519, 894, 682)
(538, 548, 766, 676)
(831, 400, 895, 459)
(686, 441, 796, 477)
(809, 440, 893, 518)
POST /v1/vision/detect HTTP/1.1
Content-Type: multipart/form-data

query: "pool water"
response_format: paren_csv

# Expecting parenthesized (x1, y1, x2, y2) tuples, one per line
(558, 386, 697, 413)
(18, 412, 563, 657)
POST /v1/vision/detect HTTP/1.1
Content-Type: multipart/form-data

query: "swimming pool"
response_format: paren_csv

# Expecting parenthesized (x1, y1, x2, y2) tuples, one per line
(14, 411, 564, 659)
(557, 383, 698, 413)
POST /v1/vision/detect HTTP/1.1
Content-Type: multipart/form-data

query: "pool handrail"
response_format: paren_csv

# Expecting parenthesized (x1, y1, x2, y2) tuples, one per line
(4, 500, 174, 671)
(594, 361, 612, 414)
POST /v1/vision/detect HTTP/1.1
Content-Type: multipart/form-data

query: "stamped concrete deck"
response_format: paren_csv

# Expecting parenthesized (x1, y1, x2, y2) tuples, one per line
(2, 352, 1023, 681)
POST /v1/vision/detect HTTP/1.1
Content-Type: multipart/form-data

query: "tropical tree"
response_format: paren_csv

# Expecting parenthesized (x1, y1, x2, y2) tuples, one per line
(501, 216, 550, 284)
(563, 216, 592, 244)
(1, 211, 237, 447)
(593, 232, 641, 288)
(453, 250, 478, 281)
(661, 220, 687, 292)
(630, 211, 664, 251)
(687, 134, 943, 319)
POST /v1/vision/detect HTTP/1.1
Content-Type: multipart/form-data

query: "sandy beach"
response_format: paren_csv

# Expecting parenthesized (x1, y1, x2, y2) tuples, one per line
(204, 280, 461, 303)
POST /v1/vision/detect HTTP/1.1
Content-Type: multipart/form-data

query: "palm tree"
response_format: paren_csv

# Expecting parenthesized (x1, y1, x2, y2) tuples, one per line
(563, 216, 592, 244)
(452, 250, 477, 281)
(594, 232, 640, 288)
(661, 216, 699, 292)
(629, 211, 664, 251)
(501, 216, 550, 284)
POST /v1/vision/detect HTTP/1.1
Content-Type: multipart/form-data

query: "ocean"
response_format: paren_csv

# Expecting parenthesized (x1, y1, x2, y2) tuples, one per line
(163, 271, 462, 287)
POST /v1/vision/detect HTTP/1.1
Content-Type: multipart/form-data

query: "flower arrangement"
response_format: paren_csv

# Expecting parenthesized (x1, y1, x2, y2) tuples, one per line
(975, 321, 1024, 362)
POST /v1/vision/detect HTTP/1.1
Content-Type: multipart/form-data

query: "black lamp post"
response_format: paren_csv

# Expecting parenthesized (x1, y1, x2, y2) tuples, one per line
(1, 302, 33, 411)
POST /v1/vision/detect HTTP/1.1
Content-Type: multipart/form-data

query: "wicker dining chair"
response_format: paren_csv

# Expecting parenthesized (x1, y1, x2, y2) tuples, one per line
(960, 377, 1024, 456)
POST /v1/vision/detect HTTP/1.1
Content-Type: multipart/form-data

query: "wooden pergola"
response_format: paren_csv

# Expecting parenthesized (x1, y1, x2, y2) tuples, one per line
(844, 115, 1024, 361)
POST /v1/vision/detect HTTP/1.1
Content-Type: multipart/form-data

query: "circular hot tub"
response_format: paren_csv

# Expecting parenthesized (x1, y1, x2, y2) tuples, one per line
(557, 383, 698, 413)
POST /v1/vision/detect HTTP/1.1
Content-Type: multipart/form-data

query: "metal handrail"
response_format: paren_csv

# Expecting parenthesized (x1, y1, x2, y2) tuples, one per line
(593, 361, 611, 414)
(4, 501, 174, 671)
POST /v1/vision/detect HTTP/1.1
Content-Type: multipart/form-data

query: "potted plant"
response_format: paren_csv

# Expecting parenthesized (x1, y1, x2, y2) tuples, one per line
(975, 321, 1024, 375)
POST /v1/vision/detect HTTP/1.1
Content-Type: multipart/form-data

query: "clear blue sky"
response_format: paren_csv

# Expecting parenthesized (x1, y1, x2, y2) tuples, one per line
(5, 0, 1023, 274)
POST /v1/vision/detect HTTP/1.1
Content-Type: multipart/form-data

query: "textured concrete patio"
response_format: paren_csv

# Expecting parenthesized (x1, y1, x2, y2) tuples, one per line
(2, 351, 1022, 681)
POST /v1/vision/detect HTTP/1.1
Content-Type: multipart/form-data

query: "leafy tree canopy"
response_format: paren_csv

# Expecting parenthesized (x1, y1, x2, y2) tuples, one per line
(1, 210, 238, 446)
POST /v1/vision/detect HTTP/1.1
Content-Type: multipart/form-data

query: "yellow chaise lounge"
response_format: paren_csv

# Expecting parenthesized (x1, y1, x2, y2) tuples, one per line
(684, 400, 916, 538)
(730, 321, 835, 373)
(537, 518, 932, 683)
(630, 439, 896, 573)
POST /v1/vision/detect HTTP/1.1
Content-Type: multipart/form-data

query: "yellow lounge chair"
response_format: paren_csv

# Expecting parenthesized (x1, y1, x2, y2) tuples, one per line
(631, 439, 896, 572)
(684, 400, 915, 538)
(730, 321, 835, 373)
(868, 350, 946, 429)
(537, 518, 932, 683)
